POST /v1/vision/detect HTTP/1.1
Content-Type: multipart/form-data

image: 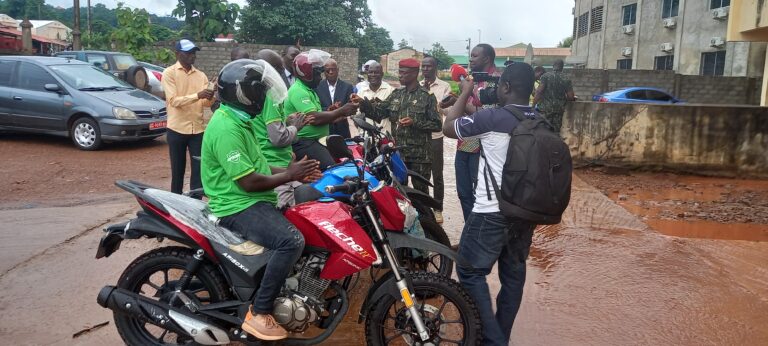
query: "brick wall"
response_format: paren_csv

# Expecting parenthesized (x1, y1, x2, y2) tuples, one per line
(153, 41, 359, 84)
(563, 69, 761, 105)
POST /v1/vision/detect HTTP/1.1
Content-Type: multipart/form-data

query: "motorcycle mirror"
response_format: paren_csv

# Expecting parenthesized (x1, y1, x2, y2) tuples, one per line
(352, 114, 379, 133)
(326, 135, 354, 161)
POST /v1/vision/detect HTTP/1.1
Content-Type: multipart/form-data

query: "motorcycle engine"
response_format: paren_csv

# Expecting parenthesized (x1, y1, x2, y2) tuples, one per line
(272, 254, 331, 332)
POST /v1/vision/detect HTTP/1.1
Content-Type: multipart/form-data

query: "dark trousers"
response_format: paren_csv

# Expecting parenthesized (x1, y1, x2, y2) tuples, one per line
(404, 161, 431, 195)
(455, 150, 480, 221)
(542, 111, 564, 134)
(292, 139, 336, 170)
(456, 212, 535, 346)
(219, 202, 305, 314)
(166, 129, 203, 194)
(430, 137, 444, 209)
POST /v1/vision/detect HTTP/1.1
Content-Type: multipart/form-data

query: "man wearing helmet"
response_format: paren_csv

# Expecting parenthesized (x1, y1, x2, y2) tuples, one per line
(284, 50, 359, 169)
(201, 59, 321, 340)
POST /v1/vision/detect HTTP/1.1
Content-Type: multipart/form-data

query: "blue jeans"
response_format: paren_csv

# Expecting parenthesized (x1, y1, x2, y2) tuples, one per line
(456, 212, 535, 346)
(454, 150, 480, 221)
(219, 202, 305, 313)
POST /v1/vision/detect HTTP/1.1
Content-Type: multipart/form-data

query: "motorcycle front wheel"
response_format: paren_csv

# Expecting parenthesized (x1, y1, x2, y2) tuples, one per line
(113, 246, 231, 346)
(398, 217, 454, 277)
(365, 272, 482, 346)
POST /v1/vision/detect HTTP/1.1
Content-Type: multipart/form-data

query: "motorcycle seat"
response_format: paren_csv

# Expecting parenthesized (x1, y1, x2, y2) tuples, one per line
(144, 188, 266, 256)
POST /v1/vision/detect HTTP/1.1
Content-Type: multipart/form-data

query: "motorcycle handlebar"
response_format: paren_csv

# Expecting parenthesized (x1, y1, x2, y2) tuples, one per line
(325, 181, 357, 194)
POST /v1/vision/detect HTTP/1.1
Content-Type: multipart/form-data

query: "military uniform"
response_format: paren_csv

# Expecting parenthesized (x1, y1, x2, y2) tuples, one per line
(538, 70, 573, 133)
(363, 85, 442, 194)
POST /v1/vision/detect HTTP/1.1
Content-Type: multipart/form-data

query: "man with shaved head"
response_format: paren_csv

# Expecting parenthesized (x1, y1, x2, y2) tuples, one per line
(230, 46, 250, 61)
(257, 49, 290, 88)
(315, 58, 354, 138)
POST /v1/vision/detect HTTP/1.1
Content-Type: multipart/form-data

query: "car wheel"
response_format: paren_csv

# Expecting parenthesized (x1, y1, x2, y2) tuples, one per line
(70, 117, 103, 150)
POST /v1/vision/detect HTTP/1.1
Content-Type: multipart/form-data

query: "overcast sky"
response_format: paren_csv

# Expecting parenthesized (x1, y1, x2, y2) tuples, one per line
(45, 0, 574, 54)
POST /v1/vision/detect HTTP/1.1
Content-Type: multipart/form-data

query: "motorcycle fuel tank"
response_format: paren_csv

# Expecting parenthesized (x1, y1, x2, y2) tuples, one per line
(311, 162, 380, 199)
(284, 201, 377, 280)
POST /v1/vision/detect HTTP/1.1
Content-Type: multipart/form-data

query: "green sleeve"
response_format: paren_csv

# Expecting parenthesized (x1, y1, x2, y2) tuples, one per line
(214, 132, 256, 181)
(262, 99, 284, 125)
(364, 96, 392, 123)
(413, 93, 442, 132)
(287, 87, 320, 114)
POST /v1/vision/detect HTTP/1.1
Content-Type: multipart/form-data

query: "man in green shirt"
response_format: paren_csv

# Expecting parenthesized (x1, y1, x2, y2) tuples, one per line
(202, 60, 319, 341)
(284, 50, 358, 169)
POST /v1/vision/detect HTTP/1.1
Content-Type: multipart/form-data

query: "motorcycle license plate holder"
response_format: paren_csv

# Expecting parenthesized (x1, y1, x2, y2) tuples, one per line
(95, 222, 141, 259)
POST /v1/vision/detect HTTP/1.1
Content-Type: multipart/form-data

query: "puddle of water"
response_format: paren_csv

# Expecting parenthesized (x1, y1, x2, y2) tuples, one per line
(647, 219, 768, 242)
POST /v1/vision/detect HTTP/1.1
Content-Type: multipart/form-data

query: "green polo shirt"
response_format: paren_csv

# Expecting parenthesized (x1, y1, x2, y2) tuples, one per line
(251, 96, 293, 168)
(284, 79, 326, 140)
(201, 104, 277, 217)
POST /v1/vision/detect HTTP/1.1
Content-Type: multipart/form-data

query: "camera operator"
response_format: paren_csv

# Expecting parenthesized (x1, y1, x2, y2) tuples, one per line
(454, 44, 501, 221)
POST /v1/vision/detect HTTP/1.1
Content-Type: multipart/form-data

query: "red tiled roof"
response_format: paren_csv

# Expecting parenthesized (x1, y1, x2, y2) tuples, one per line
(0, 27, 67, 46)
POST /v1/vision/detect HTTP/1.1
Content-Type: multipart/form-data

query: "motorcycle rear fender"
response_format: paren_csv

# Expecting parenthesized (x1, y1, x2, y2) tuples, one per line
(403, 186, 441, 211)
(386, 231, 470, 268)
(407, 169, 434, 187)
(95, 211, 196, 259)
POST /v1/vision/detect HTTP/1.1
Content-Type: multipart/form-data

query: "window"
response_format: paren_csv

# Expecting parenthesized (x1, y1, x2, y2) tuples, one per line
(590, 6, 604, 33)
(617, 59, 633, 70)
(578, 12, 589, 37)
(711, 0, 730, 9)
(573, 17, 577, 40)
(86, 54, 109, 70)
(113, 54, 138, 71)
(0, 60, 15, 86)
(662, 0, 679, 18)
(647, 90, 674, 102)
(654, 55, 674, 70)
(622, 4, 637, 25)
(15, 62, 58, 91)
(625, 90, 646, 99)
(700, 51, 726, 76)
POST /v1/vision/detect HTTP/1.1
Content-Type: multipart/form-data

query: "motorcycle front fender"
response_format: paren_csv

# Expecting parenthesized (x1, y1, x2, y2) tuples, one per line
(386, 230, 470, 269)
(357, 270, 400, 323)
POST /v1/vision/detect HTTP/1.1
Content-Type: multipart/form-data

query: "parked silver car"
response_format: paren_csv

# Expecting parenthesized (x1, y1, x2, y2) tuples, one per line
(138, 61, 166, 100)
(0, 56, 167, 150)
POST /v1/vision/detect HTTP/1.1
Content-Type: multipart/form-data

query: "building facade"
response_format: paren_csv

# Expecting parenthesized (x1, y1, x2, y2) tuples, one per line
(380, 48, 424, 76)
(728, 0, 768, 105)
(569, 0, 766, 77)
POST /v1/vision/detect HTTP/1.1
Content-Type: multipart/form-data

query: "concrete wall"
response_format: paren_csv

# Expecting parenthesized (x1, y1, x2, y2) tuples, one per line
(381, 49, 423, 76)
(563, 69, 762, 105)
(153, 41, 359, 84)
(572, 0, 766, 77)
(563, 102, 768, 177)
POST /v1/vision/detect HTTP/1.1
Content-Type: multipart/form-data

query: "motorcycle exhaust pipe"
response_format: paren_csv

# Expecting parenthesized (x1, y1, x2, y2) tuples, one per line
(97, 286, 230, 345)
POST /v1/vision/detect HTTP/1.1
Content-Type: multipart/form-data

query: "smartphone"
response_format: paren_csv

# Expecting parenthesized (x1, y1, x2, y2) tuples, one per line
(207, 81, 215, 91)
(441, 94, 452, 103)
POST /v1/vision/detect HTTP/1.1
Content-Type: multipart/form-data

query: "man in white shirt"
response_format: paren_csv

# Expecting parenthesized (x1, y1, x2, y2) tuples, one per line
(355, 62, 394, 133)
(355, 59, 377, 91)
(421, 55, 455, 224)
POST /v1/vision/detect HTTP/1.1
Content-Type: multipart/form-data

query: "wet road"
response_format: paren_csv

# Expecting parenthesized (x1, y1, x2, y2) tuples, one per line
(1, 135, 767, 345)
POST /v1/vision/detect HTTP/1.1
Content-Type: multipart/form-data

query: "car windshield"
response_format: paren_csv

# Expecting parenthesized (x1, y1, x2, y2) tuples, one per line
(113, 54, 138, 71)
(49, 64, 132, 90)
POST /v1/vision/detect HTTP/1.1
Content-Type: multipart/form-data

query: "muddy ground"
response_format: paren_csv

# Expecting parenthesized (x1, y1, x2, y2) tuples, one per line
(1, 132, 767, 345)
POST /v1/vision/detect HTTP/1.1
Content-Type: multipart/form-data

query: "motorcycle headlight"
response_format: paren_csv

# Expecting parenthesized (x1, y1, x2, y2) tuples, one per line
(113, 107, 137, 119)
(397, 198, 418, 229)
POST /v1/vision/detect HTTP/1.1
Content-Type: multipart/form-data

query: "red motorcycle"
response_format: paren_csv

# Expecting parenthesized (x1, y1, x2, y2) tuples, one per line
(95, 136, 480, 345)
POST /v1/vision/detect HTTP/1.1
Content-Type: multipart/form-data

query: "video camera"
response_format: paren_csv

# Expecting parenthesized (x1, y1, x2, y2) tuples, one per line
(471, 72, 500, 105)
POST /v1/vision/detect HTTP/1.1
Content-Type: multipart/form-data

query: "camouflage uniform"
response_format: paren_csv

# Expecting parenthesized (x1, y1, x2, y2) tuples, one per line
(538, 71, 573, 133)
(363, 86, 442, 194)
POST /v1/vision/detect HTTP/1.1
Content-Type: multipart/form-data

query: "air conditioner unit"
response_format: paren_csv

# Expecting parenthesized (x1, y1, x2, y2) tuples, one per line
(572, 7, 575, 15)
(663, 18, 677, 29)
(621, 47, 633, 57)
(712, 6, 729, 20)
(622, 25, 635, 35)
(710, 37, 726, 47)
(660, 42, 674, 52)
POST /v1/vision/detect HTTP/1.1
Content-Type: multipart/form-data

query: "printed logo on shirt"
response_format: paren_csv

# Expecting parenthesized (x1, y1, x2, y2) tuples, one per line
(302, 99, 312, 104)
(458, 117, 475, 126)
(227, 150, 242, 163)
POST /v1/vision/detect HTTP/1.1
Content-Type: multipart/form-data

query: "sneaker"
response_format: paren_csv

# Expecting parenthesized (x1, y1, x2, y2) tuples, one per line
(434, 210, 444, 224)
(241, 309, 288, 340)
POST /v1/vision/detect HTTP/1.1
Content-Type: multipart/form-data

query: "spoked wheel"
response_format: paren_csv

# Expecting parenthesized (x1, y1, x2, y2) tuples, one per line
(398, 217, 453, 277)
(114, 247, 230, 346)
(365, 272, 481, 346)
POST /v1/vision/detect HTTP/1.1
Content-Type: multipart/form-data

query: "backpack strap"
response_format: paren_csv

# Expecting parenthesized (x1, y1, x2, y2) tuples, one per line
(479, 141, 503, 203)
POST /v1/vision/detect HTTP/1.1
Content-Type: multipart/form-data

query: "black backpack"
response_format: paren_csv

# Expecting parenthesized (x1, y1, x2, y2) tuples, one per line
(480, 105, 572, 225)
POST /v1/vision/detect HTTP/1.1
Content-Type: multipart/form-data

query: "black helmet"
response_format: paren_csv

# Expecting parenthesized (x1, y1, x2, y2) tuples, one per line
(217, 59, 271, 116)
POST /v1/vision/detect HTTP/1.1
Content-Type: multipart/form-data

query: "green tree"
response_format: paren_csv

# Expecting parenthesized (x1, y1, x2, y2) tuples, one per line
(238, 0, 371, 46)
(82, 20, 114, 50)
(111, 4, 173, 64)
(151, 24, 178, 42)
(397, 39, 412, 50)
(0, 0, 52, 19)
(426, 42, 454, 70)
(557, 36, 573, 48)
(356, 25, 393, 66)
(173, 0, 239, 42)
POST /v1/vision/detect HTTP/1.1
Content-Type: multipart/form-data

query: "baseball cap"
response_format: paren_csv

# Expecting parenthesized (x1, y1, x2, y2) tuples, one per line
(175, 39, 200, 52)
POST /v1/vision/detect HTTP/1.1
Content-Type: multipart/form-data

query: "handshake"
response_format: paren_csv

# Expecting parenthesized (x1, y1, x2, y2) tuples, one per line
(327, 93, 361, 116)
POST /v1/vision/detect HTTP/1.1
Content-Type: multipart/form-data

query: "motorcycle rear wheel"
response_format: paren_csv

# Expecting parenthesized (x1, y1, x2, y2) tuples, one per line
(365, 272, 482, 346)
(113, 246, 231, 346)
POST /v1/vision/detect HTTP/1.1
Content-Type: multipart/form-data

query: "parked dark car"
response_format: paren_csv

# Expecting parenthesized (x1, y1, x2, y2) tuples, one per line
(54, 50, 150, 92)
(592, 87, 684, 104)
(0, 56, 167, 150)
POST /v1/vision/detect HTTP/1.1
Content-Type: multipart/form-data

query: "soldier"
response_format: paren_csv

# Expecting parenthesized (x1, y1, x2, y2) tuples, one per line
(355, 58, 442, 194)
(533, 59, 575, 133)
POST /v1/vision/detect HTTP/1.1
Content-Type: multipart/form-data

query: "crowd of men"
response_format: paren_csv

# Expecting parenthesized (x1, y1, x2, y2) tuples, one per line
(160, 38, 574, 344)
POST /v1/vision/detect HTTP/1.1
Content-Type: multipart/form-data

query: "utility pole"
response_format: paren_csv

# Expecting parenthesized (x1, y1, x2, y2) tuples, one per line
(87, 0, 92, 37)
(466, 38, 471, 59)
(72, 0, 81, 50)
